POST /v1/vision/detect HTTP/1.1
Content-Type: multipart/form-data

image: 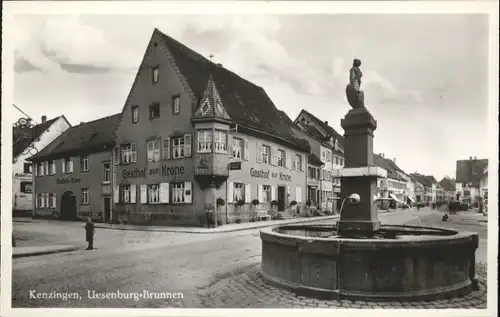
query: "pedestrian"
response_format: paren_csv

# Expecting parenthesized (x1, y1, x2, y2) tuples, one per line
(84, 217, 95, 250)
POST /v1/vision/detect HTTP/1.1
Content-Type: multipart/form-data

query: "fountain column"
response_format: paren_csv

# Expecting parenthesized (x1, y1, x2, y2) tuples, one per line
(337, 107, 386, 236)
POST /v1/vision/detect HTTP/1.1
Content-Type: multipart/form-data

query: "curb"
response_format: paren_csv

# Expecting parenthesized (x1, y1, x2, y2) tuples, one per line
(94, 215, 340, 234)
(13, 245, 79, 258)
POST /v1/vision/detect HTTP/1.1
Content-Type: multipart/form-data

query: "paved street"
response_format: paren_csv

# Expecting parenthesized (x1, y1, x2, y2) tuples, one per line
(12, 208, 488, 308)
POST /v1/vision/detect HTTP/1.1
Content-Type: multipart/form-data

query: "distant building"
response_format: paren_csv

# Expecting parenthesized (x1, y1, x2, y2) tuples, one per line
(438, 177, 456, 201)
(292, 110, 345, 212)
(479, 164, 488, 213)
(410, 173, 441, 204)
(374, 154, 409, 207)
(29, 115, 120, 221)
(13, 115, 71, 215)
(455, 157, 488, 205)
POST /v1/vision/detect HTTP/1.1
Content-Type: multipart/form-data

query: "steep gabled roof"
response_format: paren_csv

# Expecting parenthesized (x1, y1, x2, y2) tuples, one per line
(439, 177, 456, 191)
(374, 154, 405, 181)
(296, 109, 345, 146)
(193, 73, 231, 120)
(157, 29, 309, 152)
(13, 116, 61, 158)
(308, 152, 324, 167)
(456, 158, 488, 187)
(410, 173, 433, 187)
(29, 114, 120, 161)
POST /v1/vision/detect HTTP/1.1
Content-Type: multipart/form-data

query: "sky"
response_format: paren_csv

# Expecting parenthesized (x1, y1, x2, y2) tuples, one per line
(9, 11, 492, 180)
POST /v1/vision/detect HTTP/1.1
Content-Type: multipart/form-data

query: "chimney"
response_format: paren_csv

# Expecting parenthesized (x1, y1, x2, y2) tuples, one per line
(217, 63, 222, 67)
(41, 115, 47, 124)
(469, 156, 472, 160)
(393, 157, 396, 164)
(474, 156, 477, 160)
(324, 120, 328, 125)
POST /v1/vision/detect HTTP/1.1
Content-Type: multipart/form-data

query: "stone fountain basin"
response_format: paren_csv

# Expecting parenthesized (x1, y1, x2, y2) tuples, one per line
(260, 224, 479, 301)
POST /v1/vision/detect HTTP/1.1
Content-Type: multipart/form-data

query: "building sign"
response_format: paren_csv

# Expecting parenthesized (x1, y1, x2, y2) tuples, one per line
(122, 165, 186, 180)
(229, 162, 241, 170)
(249, 168, 292, 181)
(56, 177, 82, 184)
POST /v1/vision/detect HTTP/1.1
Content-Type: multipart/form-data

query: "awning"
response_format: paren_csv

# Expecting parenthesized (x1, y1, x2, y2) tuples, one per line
(389, 193, 399, 202)
(407, 196, 415, 203)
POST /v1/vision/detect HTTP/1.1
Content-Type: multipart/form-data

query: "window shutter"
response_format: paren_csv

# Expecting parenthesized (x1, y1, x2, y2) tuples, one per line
(184, 182, 192, 204)
(34, 163, 38, 176)
(53, 162, 56, 175)
(258, 184, 263, 202)
(256, 142, 262, 163)
(140, 185, 148, 204)
(286, 152, 292, 170)
(44, 162, 49, 175)
(35, 194, 39, 208)
(160, 183, 170, 203)
(296, 186, 302, 203)
(243, 139, 249, 161)
(130, 184, 137, 204)
(113, 186, 120, 203)
(301, 155, 305, 171)
(228, 136, 233, 158)
(245, 184, 251, 203)
(184, 134, 192, 158)
(53, 193, 57, 208)
(271, 185, 276, 201)
(69, 157, 73, 173)
(163, 138, 170, 160)
(113, 146, 121, 165)
(131, 143, 137, 162)
(227, 182, 234, 203)
(44, 193, 49, 207)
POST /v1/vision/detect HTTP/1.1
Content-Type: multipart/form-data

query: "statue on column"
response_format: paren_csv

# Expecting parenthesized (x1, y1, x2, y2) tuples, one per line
(346, 59, 365, 109)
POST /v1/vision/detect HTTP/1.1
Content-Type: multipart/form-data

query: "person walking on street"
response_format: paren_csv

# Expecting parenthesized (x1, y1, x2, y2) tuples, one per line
(85, 217, 95, 250)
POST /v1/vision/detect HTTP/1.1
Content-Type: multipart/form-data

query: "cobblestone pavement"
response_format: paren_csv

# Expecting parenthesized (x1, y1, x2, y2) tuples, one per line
(12, 209, 488, 308)
(195, 263, 487, 309)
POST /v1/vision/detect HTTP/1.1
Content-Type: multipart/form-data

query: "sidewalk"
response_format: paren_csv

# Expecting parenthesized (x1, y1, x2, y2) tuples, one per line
(13, 245, 79, 258)
(94, 215, 341, 233)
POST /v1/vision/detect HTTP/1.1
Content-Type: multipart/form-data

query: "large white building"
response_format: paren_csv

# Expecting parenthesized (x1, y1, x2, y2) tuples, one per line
(455, 157, 488, 205)
(12, 115, 71, 214)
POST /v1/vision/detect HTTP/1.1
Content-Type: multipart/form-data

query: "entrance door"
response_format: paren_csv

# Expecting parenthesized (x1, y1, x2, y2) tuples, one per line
(104, 197, 111, 222)
(60, 191, 77, 221)
(277, 186, 286, 211)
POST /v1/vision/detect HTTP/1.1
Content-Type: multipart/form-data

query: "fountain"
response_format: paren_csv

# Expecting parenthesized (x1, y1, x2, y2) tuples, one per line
(260, 59, 479, 301)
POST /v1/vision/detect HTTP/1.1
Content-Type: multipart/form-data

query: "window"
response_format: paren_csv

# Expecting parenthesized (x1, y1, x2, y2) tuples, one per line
(63, 157, 73, 173)
(80, 156, 89, 172)
(172, 96, 180, 115)
(261, 145, 270, 164)
(48, 160, 55, 175)
(81, 188, 89, 204)
(37, 194, 45, 208)
(262, 185, 271, 203)
(121, 185, 131, 203)
(172, 182, 185, 203)
(23, 163, 32, 174)
(149, 103, 160, 119)
(214, 130, 227, 153)
(48, 193, 56, 208)
(232, 137, 243, 159)
(277, 149, 285, 167)
(294, 154, 302, 171)
(197, 130, 213, 153)
(20, 181, 32, 194)
(103, 162, 111, 183)
(121, 144, 137, 164)
(152, 66, 159, 83)
(172, 137, 185, 159)
(147, 139, 161, 162)
(233, 183, 245, 202)
(132, 106, 139, 123)
(148, 184, 160, 204)
(37, 163, 44, 176)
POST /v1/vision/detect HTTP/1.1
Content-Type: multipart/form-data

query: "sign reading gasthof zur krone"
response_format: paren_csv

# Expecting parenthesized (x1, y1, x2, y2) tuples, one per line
(249, 168, 291, 181)
(122, 166, 186, 179)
